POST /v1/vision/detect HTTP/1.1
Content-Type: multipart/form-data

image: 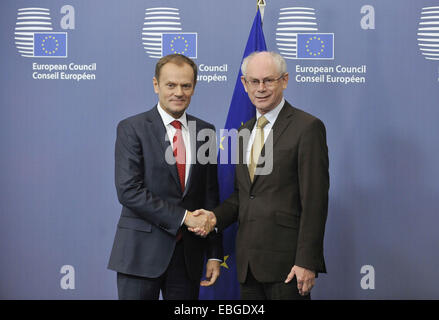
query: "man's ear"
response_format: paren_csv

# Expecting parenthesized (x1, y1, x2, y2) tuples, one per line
(241, 76, 248, 93)
(153, 77, 159, 94)
(282, 72, 289, 89)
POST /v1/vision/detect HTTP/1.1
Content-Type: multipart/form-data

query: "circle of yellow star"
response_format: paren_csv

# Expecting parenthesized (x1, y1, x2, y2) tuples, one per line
(306, 36, 325, 56)
(41, 35, 59, 55)
(170, 35, 188, 55)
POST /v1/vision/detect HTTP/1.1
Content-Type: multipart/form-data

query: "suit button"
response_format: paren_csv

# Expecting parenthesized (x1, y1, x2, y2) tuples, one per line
(250, 195, 255, 199)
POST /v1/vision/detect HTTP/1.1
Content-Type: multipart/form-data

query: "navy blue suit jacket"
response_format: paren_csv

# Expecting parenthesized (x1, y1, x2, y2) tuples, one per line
(108, 106, 223, 280)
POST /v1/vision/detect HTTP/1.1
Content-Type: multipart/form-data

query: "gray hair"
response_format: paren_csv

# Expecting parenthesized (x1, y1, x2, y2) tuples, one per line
(241, 51, 287, 77)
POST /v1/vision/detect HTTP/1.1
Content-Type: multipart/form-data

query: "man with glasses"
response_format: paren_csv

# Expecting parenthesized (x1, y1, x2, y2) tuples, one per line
(191, 51, 329, 300)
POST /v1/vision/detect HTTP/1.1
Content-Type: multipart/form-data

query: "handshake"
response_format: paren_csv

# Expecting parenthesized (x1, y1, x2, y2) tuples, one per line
(184, 209, 217, 237)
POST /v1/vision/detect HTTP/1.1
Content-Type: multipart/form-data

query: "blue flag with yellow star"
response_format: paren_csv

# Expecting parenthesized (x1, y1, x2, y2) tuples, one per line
(199, 8, 266, 300)
(162, 33, 197, 58)
(297, 33, 334, 59)
(34, 32, 67, 57)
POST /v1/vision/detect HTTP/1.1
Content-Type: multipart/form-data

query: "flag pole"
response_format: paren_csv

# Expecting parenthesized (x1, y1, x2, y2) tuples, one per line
(257, 0, 266, 23)
(198, 2, 267, 300)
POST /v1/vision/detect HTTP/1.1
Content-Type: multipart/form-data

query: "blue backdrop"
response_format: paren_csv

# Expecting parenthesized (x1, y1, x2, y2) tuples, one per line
(1, 0, 438, 299)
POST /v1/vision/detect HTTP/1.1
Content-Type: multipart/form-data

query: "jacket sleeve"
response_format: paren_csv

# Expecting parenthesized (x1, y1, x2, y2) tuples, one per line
(214, 174, 240, 232)
(295, 118, 329, 273)
(114, 120, 185, 237)
(213, 126, 243, 232)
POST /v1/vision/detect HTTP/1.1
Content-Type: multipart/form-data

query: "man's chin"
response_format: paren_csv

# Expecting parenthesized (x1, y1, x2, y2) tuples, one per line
(254, 103, 273, 113)
(168, 106, 188, 117)
(169, 102, 187, 109)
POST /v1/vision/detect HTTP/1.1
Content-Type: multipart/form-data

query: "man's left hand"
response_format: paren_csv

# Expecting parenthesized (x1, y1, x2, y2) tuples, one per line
(285, 265, 315, 296)
(200, 260, 221, 287)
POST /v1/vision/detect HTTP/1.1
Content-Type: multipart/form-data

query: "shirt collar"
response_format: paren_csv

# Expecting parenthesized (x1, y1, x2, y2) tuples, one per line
(256, 97, 285, 125)
(157, 102, 188, 129)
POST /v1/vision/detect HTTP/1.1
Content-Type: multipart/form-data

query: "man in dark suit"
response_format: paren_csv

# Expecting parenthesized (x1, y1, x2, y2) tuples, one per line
(191, 51, 329, 300)
(108, 54, 223, 300)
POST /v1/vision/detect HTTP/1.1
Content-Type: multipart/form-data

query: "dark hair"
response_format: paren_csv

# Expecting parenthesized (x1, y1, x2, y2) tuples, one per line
(155, 54, 198, 86)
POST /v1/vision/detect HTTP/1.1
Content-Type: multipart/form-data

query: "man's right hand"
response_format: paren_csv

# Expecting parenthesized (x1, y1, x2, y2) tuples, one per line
(185, 209, 216, 237)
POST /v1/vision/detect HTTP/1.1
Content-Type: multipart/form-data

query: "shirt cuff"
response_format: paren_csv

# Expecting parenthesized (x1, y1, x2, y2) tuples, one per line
(181, 210, 188, 226)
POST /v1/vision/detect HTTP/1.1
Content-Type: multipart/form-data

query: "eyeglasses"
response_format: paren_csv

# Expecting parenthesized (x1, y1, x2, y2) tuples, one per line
(244, 74, 285, 89)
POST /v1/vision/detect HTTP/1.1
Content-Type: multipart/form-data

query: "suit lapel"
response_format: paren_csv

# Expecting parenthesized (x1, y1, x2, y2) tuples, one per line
(271, 101, 294, 148)
(238, 118, 256, 187)
(146, 106, 181, 191)
(251, 102, 294, 185)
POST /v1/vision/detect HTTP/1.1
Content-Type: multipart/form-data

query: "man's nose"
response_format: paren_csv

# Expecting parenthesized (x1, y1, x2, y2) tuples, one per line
(175, 85, 184, 96)
(257, 81, 267, 91)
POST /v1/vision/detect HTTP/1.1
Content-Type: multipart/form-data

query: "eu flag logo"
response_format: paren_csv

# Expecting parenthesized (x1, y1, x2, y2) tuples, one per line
(34, 32, 67, 58)
(162, 33, 197, 58)
(297, 33, 334, 59)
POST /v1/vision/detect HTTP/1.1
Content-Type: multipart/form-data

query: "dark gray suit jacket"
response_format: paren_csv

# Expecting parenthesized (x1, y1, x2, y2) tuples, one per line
(215, 101, 329, 283)
(108, 106, 223, 281)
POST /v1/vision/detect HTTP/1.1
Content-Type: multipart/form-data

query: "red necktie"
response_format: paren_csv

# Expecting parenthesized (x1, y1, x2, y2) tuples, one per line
(170, 120, 186, 242)
(170, 120, 186, 191)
